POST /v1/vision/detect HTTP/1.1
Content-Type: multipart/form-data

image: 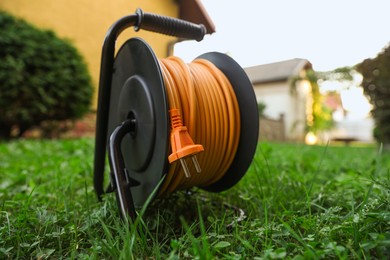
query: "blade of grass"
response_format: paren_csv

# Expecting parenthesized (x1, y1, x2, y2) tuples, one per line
(280, 219, 318, 259)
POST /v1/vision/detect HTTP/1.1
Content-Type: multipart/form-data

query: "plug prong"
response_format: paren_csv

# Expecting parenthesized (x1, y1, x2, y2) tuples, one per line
(180, 158, 191, 178)
(192, 155, 202, 173)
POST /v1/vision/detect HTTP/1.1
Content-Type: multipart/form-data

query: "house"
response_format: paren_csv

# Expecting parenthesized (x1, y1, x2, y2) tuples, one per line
(244, 58, 313, 141)
(0, 0, 215, 107)
(324, 89, 374, 143)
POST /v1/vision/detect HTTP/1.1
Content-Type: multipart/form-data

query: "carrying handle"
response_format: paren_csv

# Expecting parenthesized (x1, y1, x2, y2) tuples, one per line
(135, 8, 206, 41)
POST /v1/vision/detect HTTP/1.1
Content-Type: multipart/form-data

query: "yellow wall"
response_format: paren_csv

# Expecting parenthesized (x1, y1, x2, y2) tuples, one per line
(0, 0, 179, 107)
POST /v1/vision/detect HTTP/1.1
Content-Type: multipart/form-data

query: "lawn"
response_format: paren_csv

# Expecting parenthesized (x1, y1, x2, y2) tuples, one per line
(0, 139, 389, 259)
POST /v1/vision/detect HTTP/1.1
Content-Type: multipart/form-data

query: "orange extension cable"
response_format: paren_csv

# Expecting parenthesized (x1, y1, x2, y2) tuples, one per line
(157, 56, 241, 196)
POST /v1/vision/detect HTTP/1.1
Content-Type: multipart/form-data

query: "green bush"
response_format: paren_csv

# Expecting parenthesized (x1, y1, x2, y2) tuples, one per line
(257, 102, 266, 117)
(0, 11, 93, 138)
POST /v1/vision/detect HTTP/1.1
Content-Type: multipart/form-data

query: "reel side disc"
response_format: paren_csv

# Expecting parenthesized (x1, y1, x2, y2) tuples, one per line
(198, 52, 259, 192)
(108, 38, 169, 207)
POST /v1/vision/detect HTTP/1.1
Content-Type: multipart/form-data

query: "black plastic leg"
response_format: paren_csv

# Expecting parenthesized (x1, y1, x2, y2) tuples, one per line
(108, 119, 137, 219)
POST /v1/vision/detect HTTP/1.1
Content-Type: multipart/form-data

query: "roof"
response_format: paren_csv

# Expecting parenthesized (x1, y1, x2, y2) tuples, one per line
(244, 58, 312, 84)
(178, 0, 216, 34)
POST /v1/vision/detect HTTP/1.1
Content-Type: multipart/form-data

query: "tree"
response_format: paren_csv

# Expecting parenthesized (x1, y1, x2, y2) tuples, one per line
(291, 70, 334, 135)
(356, 43, 390, 147)
(305, 70, 334, 134)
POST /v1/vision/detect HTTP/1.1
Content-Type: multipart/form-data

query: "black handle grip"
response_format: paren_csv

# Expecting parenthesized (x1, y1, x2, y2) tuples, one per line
(135, 8, 206, 41)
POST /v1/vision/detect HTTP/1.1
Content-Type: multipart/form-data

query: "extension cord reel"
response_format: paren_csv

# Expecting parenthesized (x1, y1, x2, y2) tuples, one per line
(93, 9, 259, 219)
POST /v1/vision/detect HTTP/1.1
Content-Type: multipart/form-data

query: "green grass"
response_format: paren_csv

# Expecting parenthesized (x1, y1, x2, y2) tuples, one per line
(0, 139, 389, 259)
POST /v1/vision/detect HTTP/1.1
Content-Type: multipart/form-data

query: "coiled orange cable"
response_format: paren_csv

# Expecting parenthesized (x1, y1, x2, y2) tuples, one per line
(158, 56, 241, 196)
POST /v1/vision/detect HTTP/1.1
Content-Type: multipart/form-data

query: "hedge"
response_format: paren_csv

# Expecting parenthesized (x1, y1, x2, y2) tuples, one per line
(0, 11, 93, 138)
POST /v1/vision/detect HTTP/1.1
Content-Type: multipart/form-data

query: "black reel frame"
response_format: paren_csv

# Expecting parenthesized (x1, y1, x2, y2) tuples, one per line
(93, 8, 259, 220)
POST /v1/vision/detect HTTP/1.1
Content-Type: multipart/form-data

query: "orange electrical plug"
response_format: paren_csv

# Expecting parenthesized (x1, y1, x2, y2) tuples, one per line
(168, 108, 204, 178)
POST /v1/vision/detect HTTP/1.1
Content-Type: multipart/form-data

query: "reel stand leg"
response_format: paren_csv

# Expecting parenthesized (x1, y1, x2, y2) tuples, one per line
(108, 119, 138, 219)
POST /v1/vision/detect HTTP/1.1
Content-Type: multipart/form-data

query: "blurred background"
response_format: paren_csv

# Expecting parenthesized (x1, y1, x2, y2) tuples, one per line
(1, 0, 390, 147)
